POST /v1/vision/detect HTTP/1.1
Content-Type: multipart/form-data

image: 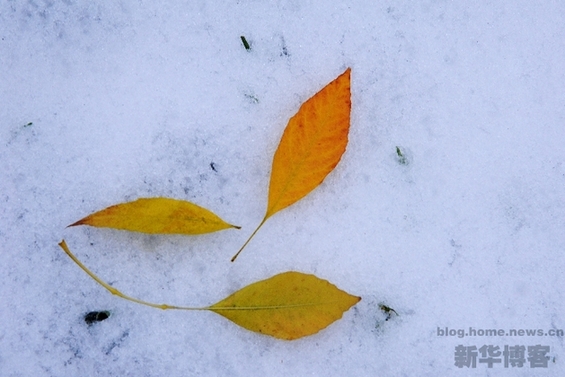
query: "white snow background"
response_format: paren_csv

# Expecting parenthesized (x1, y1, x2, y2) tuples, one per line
(1, 1, 564, 376)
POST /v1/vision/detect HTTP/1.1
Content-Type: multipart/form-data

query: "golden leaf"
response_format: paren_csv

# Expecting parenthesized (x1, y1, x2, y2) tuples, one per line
(58, 240, 360, 340)
(69, 197, 239, 235)
(232, 68, 351, 261)
(267, 68, 351, 216)
(210, 271, 360, 340)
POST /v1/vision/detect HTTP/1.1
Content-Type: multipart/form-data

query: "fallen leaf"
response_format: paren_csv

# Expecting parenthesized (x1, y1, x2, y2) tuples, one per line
(58, 240, 360, 340)
(69, 197, 240, 235)
(267, 68, 351, 217)
(210, 271, 360, 340)
(232, 68, 351, 261)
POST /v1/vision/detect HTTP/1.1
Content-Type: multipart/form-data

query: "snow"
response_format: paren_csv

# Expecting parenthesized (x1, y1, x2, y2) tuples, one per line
(1, 1, 564, 376)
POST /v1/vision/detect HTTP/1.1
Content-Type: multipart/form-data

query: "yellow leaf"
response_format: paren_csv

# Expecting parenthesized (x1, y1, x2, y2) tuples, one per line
(210, 271, 360, 340)
(58, 240, 361, 340)
(69, 197, 240, 235)
(232, 68, 351, 261)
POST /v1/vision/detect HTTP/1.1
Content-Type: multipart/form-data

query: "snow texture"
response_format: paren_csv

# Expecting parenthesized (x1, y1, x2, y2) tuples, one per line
(1, 1, 564, 376)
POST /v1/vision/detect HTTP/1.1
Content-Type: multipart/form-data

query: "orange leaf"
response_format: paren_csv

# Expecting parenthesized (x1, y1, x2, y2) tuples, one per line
(69, 197, 239, 235)
(267, 68, 351, 216)
(232, 68, 351, 261)
(210, 271, 360, 340)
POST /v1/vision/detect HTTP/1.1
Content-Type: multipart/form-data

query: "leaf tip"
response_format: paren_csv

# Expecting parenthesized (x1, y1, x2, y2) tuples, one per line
(67, 219, 85, 228)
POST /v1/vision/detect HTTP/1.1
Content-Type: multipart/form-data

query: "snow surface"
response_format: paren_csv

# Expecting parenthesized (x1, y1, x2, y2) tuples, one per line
(1, 1, 564, 376)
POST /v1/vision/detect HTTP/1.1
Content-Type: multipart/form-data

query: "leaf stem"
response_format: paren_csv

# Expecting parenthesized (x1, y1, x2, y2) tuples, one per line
(230, 215, 268, 262)
(58, 240, 205, 311)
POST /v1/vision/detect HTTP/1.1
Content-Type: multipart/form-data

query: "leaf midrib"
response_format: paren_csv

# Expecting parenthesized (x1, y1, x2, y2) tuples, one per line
(210, 300, 346, 311)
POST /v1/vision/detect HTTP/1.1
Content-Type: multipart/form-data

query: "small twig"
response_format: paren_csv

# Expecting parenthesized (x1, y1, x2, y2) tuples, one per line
(240, 36, 251, 50)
